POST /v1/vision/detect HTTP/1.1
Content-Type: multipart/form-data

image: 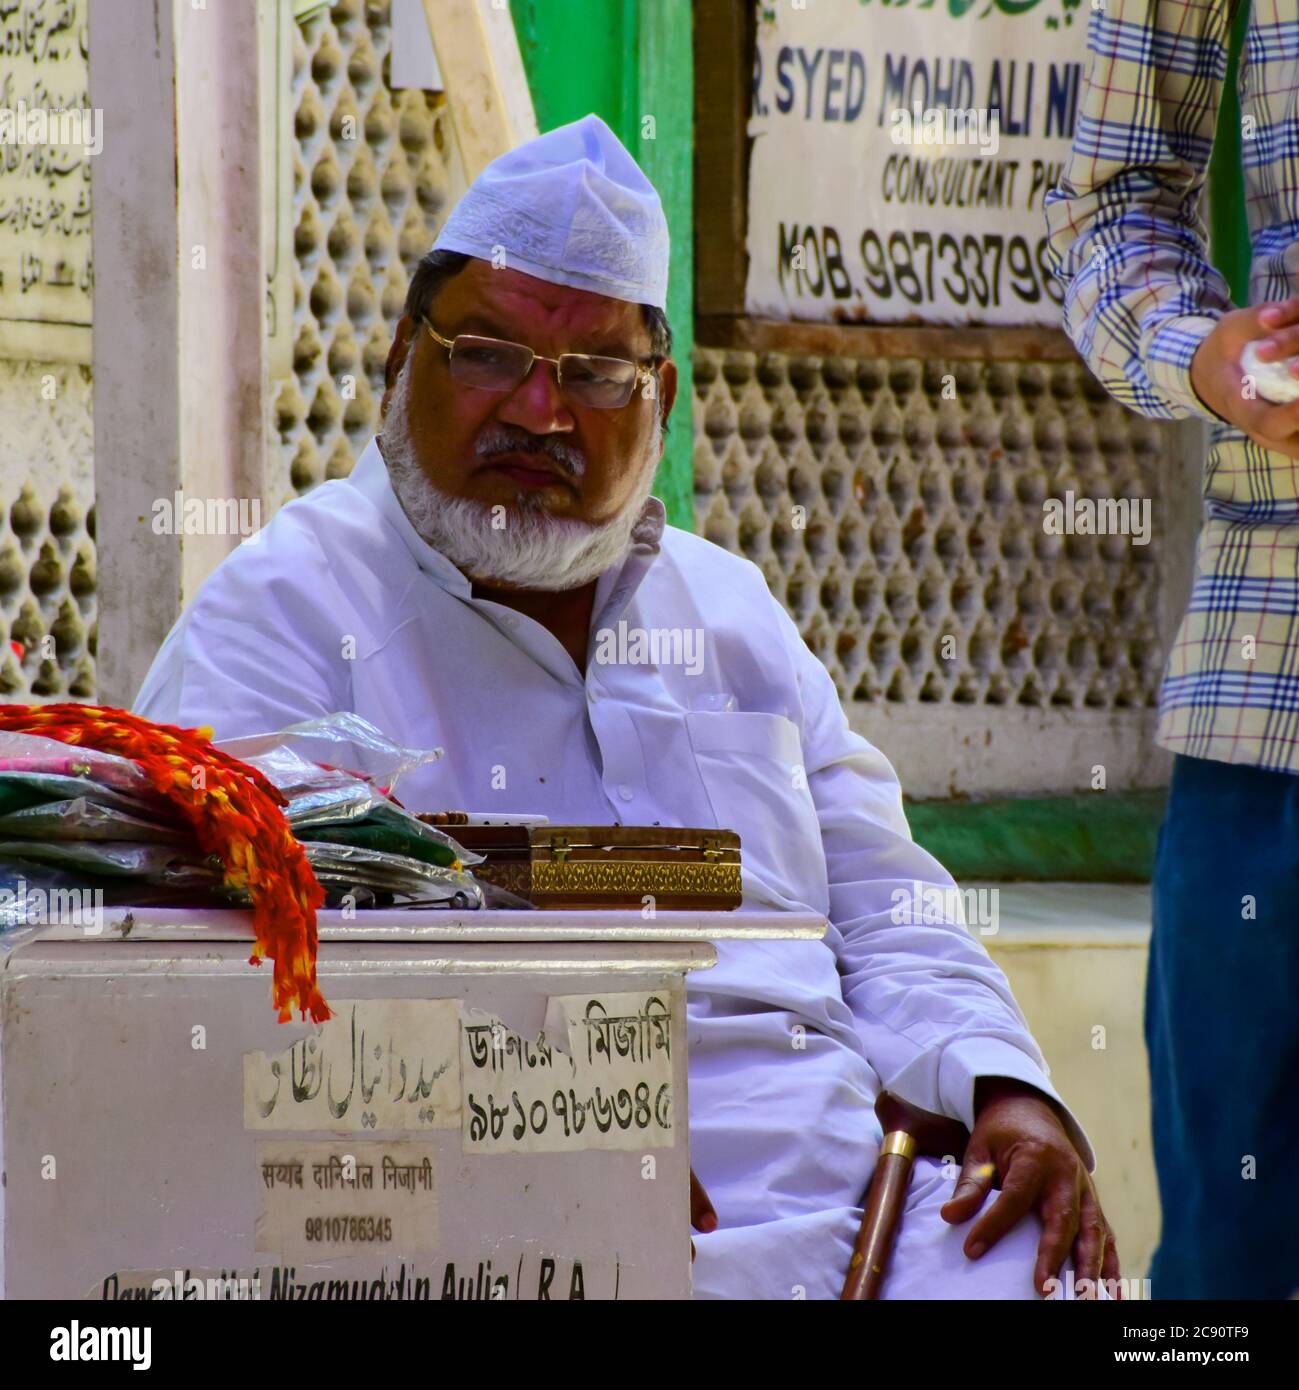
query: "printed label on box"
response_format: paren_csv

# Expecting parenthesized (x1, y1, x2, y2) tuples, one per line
(253, 1139, 438, 1257)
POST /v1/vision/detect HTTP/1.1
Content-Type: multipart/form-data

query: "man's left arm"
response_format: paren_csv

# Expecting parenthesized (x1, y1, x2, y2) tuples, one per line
(777, 607, 1118, 1292)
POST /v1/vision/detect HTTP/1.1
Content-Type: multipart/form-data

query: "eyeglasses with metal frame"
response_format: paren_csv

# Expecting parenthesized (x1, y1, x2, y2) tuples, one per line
(420, 315, 659, 410)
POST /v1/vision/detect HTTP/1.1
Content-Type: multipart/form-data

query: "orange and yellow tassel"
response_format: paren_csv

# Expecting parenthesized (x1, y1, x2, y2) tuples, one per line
(0, 703, 329, 1022)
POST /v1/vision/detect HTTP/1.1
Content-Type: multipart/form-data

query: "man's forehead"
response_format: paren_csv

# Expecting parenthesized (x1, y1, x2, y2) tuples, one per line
(440, 260, 646, 348)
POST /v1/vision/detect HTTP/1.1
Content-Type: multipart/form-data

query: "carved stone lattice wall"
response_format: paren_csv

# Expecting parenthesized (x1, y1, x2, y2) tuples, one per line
(0, 0, 95, 703)
(694, 348, 1168, 722)
(0, 363, 97, 701)
(275, 0, 466, 502)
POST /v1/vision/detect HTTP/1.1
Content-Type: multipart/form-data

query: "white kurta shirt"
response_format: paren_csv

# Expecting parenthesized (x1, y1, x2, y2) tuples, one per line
(135, 437, 1088, 1298)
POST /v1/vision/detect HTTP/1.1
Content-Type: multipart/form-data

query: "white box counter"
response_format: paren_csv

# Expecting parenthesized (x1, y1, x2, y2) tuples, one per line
(0, 905, 823, 1301)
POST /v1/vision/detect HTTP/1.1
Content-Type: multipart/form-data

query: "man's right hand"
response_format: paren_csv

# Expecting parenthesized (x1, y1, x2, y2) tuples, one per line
(1190, 299, 1299, 459)
(690, 1168, 717, 1263)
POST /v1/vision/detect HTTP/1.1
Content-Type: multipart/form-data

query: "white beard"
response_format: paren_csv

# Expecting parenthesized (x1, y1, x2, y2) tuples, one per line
(380, 353, 660, 591)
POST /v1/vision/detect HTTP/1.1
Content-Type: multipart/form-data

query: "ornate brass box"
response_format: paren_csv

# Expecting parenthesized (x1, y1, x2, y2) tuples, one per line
(443, 825, 742, 910)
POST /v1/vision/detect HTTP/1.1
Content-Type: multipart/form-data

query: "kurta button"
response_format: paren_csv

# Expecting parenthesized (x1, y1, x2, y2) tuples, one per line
(617, 784, 633, 802)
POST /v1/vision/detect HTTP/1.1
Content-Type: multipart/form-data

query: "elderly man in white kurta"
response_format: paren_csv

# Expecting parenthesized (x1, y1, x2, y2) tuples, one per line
(136, 115, 1117, 1300)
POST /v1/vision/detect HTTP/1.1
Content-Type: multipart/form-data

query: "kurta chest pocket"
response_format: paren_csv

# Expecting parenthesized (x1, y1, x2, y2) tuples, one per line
(684, 710, 803, 765)
(683, 711, 827, 908)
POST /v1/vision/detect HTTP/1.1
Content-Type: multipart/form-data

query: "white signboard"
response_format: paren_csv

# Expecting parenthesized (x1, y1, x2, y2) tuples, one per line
(745, 0, 1087, 326)
(0, 0, 94, 361)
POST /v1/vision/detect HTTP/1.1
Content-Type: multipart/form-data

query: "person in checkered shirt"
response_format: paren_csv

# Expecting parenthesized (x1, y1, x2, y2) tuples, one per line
(1046, 0, 1299, 1298)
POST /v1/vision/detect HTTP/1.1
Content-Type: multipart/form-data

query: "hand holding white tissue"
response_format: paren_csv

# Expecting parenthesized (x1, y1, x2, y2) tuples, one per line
(1241, 339, 1299, 403)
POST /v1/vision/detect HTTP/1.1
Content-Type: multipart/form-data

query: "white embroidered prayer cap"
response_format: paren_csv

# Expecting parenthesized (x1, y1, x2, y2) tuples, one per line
(431, 114, 670, 310)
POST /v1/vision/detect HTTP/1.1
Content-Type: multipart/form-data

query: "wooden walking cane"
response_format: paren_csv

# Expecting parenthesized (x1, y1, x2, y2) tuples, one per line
(840, 1092, 971, 1300)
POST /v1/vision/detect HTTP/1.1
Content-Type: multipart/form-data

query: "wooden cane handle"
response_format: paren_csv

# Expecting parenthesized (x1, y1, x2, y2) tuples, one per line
(840, 1132, 916, 1300)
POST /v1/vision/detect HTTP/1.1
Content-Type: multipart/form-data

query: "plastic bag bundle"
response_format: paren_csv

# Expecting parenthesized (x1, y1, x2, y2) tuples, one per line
(0, 706, 329, 1024)
(0, 733, 170, 819)
(0, 711, 496, 975)
(0, 731, 163, 795)
(216, 712, 442, 797)
(0, 838, 217, 880)
(217, 714, 484, 901)
(0, 739, 212, 887)
(296, 799, 477, 865)
(0, 731, 221, 953)
(218, 717, 483, 867)
(0, 796, 187, 844)
(302, 842, 483, 909)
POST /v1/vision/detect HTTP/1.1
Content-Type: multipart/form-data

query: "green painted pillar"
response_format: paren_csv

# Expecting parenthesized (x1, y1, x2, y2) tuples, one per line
(634, 1, 695, 531)
(510, 0, 695, 531)
(1208, 0, 1251, 305)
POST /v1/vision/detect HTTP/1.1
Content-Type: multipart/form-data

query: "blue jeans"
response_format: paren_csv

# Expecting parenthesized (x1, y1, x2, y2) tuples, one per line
(1148, 754, 1299, 1298)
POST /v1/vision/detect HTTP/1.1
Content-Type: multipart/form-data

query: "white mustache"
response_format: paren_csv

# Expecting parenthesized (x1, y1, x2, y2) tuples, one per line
(475, 425, 587, 478)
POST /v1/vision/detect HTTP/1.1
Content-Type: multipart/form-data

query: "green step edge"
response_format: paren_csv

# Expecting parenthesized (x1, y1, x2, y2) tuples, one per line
(904, 790, 1167, 884)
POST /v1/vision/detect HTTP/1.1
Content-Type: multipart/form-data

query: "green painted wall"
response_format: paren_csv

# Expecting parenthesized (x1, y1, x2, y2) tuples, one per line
(510, 0, 695, 531)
